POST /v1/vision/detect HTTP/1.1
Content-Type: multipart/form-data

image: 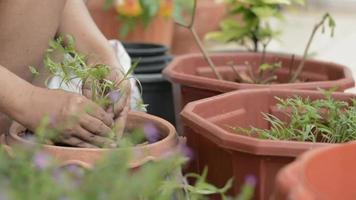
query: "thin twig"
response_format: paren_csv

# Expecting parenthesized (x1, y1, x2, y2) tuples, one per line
(245, 61, 256, 83)
(290, 14, 331, 83)
(190, 27, 223, 80)
(288, 54, 295, 80)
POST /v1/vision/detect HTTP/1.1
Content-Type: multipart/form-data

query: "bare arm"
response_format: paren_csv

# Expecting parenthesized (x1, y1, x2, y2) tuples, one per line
(0, 65, 116, 148)
(58, 0, 131, 137)
(58, 0, 118, 68)
(0, 65, 35, 125)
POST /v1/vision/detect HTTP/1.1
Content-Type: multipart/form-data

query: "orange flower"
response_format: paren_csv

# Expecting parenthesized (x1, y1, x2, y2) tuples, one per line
(115, 0, 142, 17)
(159, 0, 173, 17)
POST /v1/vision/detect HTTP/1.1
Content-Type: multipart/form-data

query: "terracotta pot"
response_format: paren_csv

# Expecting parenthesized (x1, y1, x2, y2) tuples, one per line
(274, 143, 356, 200)
(86, 0, 174, 46)
(171, 0, 226, 55)
(6, 112, 179, 168)
(163, 52, 355, 132)
(180, 89, 356, 200)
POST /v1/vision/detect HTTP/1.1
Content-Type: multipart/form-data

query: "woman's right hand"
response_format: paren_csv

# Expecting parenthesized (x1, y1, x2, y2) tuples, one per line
(19, 88, 116, 148)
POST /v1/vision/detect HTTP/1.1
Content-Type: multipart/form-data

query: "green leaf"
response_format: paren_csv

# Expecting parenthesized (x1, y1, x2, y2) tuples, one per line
(29, 66, 40, 77)
(251, 6, 278, 18)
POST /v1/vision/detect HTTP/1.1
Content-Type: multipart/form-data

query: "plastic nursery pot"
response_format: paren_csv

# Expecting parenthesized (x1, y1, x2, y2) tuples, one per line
(86, 0, 174, 46)
(136, 74, 176, 125)
(180, 89, 356, 200)
(274, 143, 356, 200)
(163, 52, 355, 133)
(132, 55, 173, 74)
(123, 42, 173, 74)
(123, 42, 168, 57)
(6, 112, 179, 169)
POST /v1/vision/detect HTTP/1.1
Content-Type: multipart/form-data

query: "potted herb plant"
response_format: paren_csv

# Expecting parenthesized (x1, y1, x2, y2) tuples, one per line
(86, 0, 174, 46)
(163, 0, 354, 132)
(274, 142, 356, 200)
(3, 35, 181, 169)
(180, 88, 356, 199)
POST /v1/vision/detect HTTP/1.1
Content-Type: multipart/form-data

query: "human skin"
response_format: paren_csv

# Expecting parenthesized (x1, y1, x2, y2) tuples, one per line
(0, 0, 130, 147)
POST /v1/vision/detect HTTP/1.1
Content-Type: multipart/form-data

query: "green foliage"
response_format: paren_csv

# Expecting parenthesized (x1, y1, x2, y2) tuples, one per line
(0, 142, 255, 200)
(40, 35, 138, 109)
(206, 0, 304, 52)
(236, 92, 356, 143)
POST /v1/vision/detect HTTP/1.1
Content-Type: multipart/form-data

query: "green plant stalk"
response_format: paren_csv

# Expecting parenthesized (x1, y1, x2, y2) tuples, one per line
(190, 27, 223, 80)
(290, 14, 331, 83)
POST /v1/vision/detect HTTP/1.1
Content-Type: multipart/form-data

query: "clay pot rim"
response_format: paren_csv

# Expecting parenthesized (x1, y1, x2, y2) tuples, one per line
(181, 88, 355, 157)
(276, 142, 356, 199)
(163, 52, 355, 92)
(8, 111, 177, 153)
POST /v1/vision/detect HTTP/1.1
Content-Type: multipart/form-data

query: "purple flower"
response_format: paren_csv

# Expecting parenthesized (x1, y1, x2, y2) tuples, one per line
(62, 164, 85, 178)
(178, 140, 194, 161)
(33, 151, 51, 170)
(108, 90, 121, 103)
(143, 123, 160, 143)
(245, 175, 257, 187)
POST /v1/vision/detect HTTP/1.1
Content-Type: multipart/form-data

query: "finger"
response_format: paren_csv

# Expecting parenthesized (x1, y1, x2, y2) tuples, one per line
(60, 137, 97, 148)
(109, 83, 131, 118)
(80, 115, 112, 137)
(75, 126, 117, 148)
(82, 88, 92, 99)
(113, 97, 130, 139)
(86, 103, 114, 127)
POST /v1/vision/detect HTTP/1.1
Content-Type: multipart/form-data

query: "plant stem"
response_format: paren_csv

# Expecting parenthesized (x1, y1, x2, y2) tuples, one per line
(257, 42, 269, 83)
(290, 14, 329, 83)
(190, 27, 223, 80)
(288, 54, 295, 80)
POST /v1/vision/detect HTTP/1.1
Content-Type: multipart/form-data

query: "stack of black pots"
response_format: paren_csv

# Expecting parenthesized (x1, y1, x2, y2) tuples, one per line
(123, 42, 175, 125)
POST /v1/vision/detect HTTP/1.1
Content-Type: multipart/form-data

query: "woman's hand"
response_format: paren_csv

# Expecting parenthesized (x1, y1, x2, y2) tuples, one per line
(83, 66, 131, 139)
(23, 88, 117, 148)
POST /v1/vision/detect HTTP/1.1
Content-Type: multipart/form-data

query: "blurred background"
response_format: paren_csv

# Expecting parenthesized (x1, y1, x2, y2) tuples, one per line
(87, 0, 356, 123)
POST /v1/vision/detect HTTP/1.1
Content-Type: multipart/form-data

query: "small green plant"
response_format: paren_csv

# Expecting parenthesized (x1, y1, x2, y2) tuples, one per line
(219, 13, 334, 84)
(206, 0, 304, 52)
(235, 91, 356, 143)
(37, 35, 135, 108)
(177, 0, 336, 84)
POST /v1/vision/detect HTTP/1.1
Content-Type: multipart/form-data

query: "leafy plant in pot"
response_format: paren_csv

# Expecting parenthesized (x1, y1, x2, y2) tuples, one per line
(163, 0, 354, 132)
(4, 35, 178, 167)
(180, 88, 356, 199)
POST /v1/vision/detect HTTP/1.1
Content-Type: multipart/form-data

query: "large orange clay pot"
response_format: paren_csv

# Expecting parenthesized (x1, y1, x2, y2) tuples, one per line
(6, 112, 179, 168)
(171, 0, 226, 55)
(86, 0, 174, 46)
(180, 89, 355, 200)
(274, 143, 356, 200)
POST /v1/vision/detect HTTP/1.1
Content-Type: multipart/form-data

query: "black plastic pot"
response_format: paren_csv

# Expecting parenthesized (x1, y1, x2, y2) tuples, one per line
(123, 42, 172, 74)
(135, 74, 175, 125)
(132, 55, 173, 74)
(123, 42, 168, 57)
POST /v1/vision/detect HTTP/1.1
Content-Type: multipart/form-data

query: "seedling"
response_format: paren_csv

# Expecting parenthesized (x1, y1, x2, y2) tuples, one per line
(202, 0, 336, 84)
(235, 91, 356, 143)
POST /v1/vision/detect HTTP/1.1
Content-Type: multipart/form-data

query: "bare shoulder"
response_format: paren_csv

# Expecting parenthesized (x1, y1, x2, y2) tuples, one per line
(0, 0, 67, 81)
